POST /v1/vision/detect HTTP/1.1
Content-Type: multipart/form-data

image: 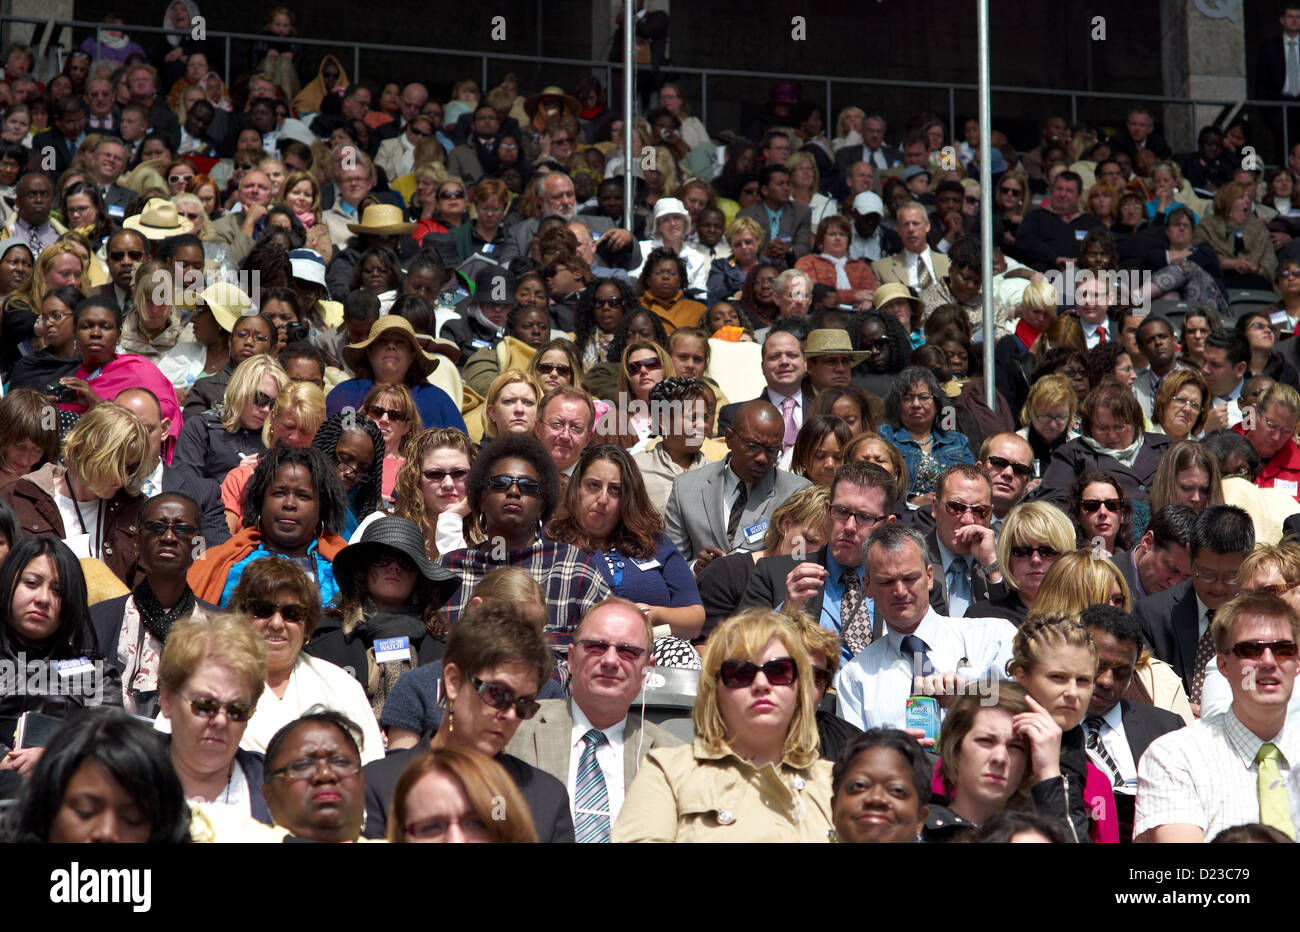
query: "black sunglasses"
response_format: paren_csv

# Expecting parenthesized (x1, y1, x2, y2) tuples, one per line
(185, 696, 254, 722)
(535, 362, 572, 377)
(423, 468, 469, 483)
(592, 296, 624, 309)
(1080, 498, 1122, 514)
(252, 391, 274, 409)
(470, 675, 540, 719)
(365, 405, 408, 422)
(141, 519, 197, 537)
(437, 189, 466, 199)
(1226, 640, 1299, 659)
(627, 357, 663, 376)
(486, 473, 543, 496)
(719, 657, 798, 688)
(985, 454, 1034, 478)
(1010, 545, 1060, 559)
(244, 599, 311, 624)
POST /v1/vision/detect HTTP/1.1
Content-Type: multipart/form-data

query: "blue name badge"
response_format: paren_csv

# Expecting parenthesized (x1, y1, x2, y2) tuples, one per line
(374, 637, 410, 664)
(54, 657, 95, 678)
(1074, 229, 1088, 241)
(471, 338, 491, 348)
(743, 520, 769, 544)
(108, 204, 126, 221)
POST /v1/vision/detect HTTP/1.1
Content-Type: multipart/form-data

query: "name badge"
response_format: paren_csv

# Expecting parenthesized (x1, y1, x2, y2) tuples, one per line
(1272, 310, 1290, 326)
(1074, 229, 1088, 241)
(374, 636, 411, 664)
(108, 204, 125, 220)
(743, 520, 769, 543)
(1277, 479, 1299, 497)
(55, 657, 95, 677)
(631, 558, 661, 571)
(471, 339, 490, 348)
(63, 533, 93, 559)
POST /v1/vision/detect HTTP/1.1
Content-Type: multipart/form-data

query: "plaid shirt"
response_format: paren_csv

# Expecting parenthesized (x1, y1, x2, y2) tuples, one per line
(437, 539, 614, 659)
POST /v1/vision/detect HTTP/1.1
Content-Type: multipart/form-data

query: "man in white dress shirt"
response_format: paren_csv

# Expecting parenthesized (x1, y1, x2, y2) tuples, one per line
(1136, 591, 1300, 842)
(504, 598, 681, 841)
(835, 525, 1017, 739)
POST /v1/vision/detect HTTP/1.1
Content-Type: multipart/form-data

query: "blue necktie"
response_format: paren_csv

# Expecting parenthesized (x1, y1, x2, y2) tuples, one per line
(946, 556, 971, 617)
(573, 729, 611, 843)
(901, 634, 934, 678)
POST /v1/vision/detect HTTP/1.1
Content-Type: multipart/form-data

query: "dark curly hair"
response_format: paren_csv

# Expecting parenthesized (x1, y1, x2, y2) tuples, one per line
(637, 245, 688, 296)
(261, 207, 307, 249)
(855, 309, 912, 375)
(1068, 469, 1132, 551)
(311, 411, 385, 519)
(1030, 346, 1090, 388)
(606, 304, 669, 367)
(349, 246, 403, 294)
(240, 239, 292, 287)
(573, 277, 637, 361)
(1086, 339, 1131, 390)
(241, 446, 349, 536)
(466, 433, 561, 525)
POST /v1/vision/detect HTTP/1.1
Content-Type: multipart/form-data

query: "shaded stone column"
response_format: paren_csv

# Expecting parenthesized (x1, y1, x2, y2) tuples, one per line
(1160, 0, 1247, 153)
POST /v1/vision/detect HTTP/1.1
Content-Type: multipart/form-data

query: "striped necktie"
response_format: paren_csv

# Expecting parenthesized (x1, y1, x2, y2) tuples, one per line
(1084, 715, 1124, 788)
(573, 729, 611, 843)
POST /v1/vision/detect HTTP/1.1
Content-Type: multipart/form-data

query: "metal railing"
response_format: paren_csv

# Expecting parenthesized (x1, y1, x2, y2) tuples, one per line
(3, 13, 1293, 157)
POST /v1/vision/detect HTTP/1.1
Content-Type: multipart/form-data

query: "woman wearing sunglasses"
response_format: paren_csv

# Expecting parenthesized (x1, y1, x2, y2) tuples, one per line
(361, 381, 422, 502)
(175, 353, 287, 486)
(574, 279, 634, 369)
(199, 556, 383, 762)
(179, 310, 277, 421)
(1067, 471, 1132, 557)
(614, 609, 834, 842)
(310, 411, 383, 539)
(527, 338, 585, 397)
(612, 339, 674, 451)
(157, 613, 272, 822)
(306, 517, 461, 717)
(967, 502, 1074, 627)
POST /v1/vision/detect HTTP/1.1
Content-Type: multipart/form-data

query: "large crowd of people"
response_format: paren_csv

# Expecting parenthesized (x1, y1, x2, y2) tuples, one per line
(3, 3, 1300, 847)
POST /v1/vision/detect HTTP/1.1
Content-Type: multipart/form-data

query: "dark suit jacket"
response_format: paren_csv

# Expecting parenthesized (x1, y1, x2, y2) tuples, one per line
(834, 143, 903, 175)
(162, 464, 230, 547)
(1255, 35, 1299, 101)
(696, 550, 757, 637)
(743, 547, 885, 641)
(716, 387, 816, 435)
(1119, 698, 1184, 765)
(736, 200, 813, 259)
(1106, 130, 1171, 161)
(362, 743, 575, 842)
(1284, 512, 1300, 543)
(101, 184, 137, 212)
(1111, 547, 1141, 601)
(29, 130, 78, 175)
(1134, 579, 1200, 693)
(925, 529, 1001, 616)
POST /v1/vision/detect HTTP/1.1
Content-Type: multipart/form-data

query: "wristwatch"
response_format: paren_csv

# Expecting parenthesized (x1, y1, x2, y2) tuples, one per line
(981, 561, 1001, 577)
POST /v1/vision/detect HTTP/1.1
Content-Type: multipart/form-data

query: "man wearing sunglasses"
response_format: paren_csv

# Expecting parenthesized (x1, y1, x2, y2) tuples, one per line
(925, 464, 1004, 619)
(743, 462, 897, 661)
(1135, 505, 1254, 711)
(977, 433, 1035, 526)
(90, 229, 149, 316)
(835, 524, 1016, 736)
(1113, 504, 1195, 603)
(1136, 591, 1300, 843)
(665, 400, 811, 574)
(505, 598, 682, 841)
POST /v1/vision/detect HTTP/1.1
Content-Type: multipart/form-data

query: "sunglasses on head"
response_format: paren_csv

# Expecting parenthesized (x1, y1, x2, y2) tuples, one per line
(486, 473, 542, 496)
(985, 454, 1034, 478)
(1226, 640, 1299, 659)
(186, 696, 253, 722)
(719, 656, 798, 688)
(536, 362, 572, 377)
(244, 599, 311, 624)
(365, 405, 407, 422)
(943, 500, 992, 520)
(470, 675, 540, 719)
(627, 357, 663, 376)
(1010, 544, 1060, 559)
(1080, 498, 1121, 514)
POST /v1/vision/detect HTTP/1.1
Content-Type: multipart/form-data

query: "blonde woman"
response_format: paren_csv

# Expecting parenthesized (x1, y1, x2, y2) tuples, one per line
(1027, 548, 1131, 617)
(967, 501, 1076, 625)
(219, 380, 326, 533)
(831, 106, 865, 154)
(119, 260, 190, 361)
(785, 150, 834, 233)
(279, 169, 332, 257)
(175, 353, 288, 483)
(478, 369, 541, 443)
(613, 609, 833, 843)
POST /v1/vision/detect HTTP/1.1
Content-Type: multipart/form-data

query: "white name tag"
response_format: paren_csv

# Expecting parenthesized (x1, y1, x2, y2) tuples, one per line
(631, 558, 661, 571)
(374, 636, 411, 664)
(743, 520, 769, 543)
(1271, 310, 1290, 326)
(55, 657, 95, 677)
(1276, 479, 1298, 497)
(63, 533, 93, 559)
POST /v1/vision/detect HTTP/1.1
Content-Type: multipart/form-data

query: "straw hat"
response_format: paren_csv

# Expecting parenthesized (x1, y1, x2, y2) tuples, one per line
(805, 329, 869, 365)
(343, 315, 440, 378)
(524, 85, 580, 120)
(198, 281, 253, 332)
(123, 197, 195, 239)
(345, 203, 416, 237)
(872, 282, 922, 311)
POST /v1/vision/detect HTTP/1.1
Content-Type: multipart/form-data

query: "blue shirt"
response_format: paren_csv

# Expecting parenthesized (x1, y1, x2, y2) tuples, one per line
(593, 533, 701, 609)
(218, 542, 340, 609)
(763, 204, 784, 241)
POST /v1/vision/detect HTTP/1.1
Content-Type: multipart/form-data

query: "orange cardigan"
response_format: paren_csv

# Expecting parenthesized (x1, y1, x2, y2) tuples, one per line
(794, 254, 878, 306)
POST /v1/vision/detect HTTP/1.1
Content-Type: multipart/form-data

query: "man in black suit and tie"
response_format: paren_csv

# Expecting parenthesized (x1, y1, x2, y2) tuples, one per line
(736, 164, 812, 261)
(1106, 107, 1171, 161)
(743, 462, 898, 660)
(30, 96, 85, 176)
(1080, 604, 1185, 843)
(928, 464, 1005, 617)
(834, 113, 902, 179)
(1112, 504, 1195, 603)
(83, 75, 119, 135)
(1255, 6, 1300, 162)
(1134, 505, 1254, 709)
(717, 326, 814, 438)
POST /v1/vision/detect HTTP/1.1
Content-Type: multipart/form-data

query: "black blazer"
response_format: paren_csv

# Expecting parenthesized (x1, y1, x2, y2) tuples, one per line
(696, 550, 758, 638)
(162, 464, 231, 548)
(1110, 547, 1140, 601)
(717, 387, 816, 435)
(363, 743, 575, 842)
(965, 587, 1030, 627)
(1106, 130, 1171, 161)
(834, 142, 904, 173)
(1119, 698, 1184, 766)
(28, 130, 78, 175)
(1255, 35, 1297, 101)
(741, 547, 828, 618)
(1133, 579, 1201, 694)
(1035, 432, 1172, 507)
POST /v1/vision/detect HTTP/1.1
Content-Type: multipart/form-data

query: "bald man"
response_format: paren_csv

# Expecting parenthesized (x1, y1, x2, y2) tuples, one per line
(664, 400, 812, 573)
(115, 387, 229, 546)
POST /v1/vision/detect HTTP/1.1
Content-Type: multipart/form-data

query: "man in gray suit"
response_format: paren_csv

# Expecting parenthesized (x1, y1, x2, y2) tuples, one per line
(509, 172, 624, 257)
(505, 597, 681, 842)
(736, 164, 812, 261)
(664, 400, 813, 573)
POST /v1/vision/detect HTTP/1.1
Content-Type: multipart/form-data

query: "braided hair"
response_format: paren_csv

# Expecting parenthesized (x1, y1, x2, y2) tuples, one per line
(311, 412, 385, 520)
(854, 309, 912, 375)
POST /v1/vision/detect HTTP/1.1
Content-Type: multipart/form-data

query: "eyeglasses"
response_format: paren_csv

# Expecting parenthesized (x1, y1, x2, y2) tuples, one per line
(267, 754, 362, 780)
(437, 189, 466, 200)
(964, 195, 980, 205)
(861, 339, 891, 352)
(235, 162, 255, 171)
(627, 358, 663, 376)
(469, 675, 540, 719)
(535, 362, 572, 377)
(365, 405, 407, 422)
(1261, 414, 1298, 434)
(1033, 412, 1070, 426)
(409, 127, 429, 138)
(1169, 396, 1202, 412)
(108, 249, 145, 261)
(1280, 269, 1300, 280)
(184, 695, 253, 722)
(985, 454, 1034, 478)
(1225, 640, 1299, 659)
(592, 296, 624, 309)
(733, 433, 782, 460)
(486, 473, 542, 496)
(244, 599, 311, 624)
(371, 552, 417, 573)
(1080, 498, 1121, 514)
(252, 391, 274, 409)
(999, 186, 1022, 196)
(541, 419, 588, 437)
(168, 173, 194, 184)
(718, 656, 798, 688)
(1192, 568, 1239, 586)
(335, 455, 368, 478)
(1010, 544, 1060, 559)
(141, 519, 197, 537)
(829, 503, 887, 528)
(901, 393, 934, 405)
(576, 638, 648, 662)
(943, 500, 992, 520)
(405, 813, 488, 840)
(423, 468, 469, 483)
(39, 310, 71, 323)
